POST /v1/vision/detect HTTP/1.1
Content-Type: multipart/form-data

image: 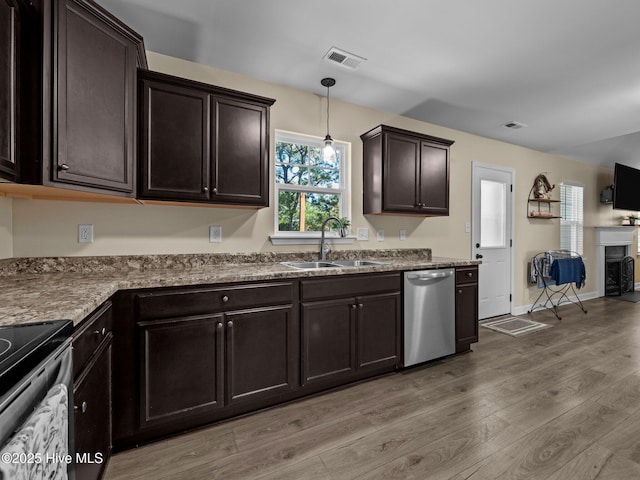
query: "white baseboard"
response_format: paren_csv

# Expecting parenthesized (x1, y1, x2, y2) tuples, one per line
(511, 289, 599, 317)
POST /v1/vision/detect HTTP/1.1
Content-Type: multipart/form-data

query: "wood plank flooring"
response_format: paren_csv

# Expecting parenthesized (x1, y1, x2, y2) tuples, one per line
(104, 297, 640, 479)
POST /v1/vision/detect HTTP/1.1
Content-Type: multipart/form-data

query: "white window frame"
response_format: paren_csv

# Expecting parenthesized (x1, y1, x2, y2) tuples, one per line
(560, 182, 584, 255)
(270, 130, 353, 245)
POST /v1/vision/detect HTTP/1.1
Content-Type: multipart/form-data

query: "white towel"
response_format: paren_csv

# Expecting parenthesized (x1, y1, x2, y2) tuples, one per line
(0, 383, 69, 480)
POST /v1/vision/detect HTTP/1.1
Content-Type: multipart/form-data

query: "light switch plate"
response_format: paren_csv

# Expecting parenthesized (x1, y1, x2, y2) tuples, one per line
(209, 225, 222, 243)
(78, 224, 93, 243)
(357, 227, 369, 241)
(376, 229, 384, 241)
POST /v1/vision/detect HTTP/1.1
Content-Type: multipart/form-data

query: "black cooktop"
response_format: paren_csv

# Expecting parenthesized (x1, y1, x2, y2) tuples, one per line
(0, 320, 73, 398)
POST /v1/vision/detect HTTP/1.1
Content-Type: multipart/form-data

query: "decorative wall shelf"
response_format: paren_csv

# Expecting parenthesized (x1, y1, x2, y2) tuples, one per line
(528, 198, 561, 219)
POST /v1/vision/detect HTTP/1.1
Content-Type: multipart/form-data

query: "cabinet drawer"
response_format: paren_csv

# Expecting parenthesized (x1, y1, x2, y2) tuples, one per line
(73, 301, 113, 378)
(455, 267, 478, 285)
(300, 273, 400, 301)
(137, 282, 294, 320)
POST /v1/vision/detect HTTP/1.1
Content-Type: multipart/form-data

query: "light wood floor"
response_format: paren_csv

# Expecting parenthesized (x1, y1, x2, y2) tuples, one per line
(105, 297, 640, 479)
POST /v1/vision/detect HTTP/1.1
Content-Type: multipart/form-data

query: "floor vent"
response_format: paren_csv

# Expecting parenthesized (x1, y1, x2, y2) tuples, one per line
(323, 47, 366, 70)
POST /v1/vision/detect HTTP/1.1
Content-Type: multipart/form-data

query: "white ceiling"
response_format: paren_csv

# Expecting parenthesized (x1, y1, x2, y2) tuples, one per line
(97, 0, 640, 169)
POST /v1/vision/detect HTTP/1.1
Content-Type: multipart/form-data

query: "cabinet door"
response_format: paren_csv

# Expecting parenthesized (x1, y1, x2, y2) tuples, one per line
(383, 133, 420, 212)
(419, 142, 449, 215)
(74, 335, 112, 480)
(357, 292, 401, 370)
(0, 0, 19, 180)
(225, 305, 296, 406)
(211, 96, 269, 206)
(52, 0, 136, 193)
(137, 315, 224, 429)
(301, 298, 356, 386)
(455, 284, 478, 349)
(139, 78, 211, 201)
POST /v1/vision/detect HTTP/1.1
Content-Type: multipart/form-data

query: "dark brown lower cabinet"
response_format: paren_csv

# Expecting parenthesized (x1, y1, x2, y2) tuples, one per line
(455, 266, 479, 352)
(111, 281, 297, 447)
(137, 305, 296, 430)
(73, 301, 113, 480)
(138, 315, 224, 429)
(300, 274, 401, 390)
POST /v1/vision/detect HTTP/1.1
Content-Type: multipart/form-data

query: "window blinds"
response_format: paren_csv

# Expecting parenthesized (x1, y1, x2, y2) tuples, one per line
(560, 183, 584, 254)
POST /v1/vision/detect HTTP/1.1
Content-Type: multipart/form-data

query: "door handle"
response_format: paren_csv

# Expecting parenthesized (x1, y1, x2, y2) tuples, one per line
(476, 254, 483, 259)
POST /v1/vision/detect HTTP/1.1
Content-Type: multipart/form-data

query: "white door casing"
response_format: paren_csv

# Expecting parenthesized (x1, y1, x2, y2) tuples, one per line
(472, 162, 514, 319)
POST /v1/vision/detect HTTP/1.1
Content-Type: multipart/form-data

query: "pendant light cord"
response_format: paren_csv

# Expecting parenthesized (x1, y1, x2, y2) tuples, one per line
(326, 84, 330, 137)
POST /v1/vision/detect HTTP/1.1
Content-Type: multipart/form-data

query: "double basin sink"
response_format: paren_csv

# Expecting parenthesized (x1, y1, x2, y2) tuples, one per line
(281, 259, 386, 270)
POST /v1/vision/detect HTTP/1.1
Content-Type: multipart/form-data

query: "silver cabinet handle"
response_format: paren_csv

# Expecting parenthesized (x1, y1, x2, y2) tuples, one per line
(216, 322, 223, 330)
(466, 272, 473, 277)
(212, 187, 218, 194)
(227, 321, 233, 328)
(358, 303, 364, 308)
(203, 186, 209, 193)
(74, 401, 88, 414)
(222, 295, 229, 303)
(58, 164, 70, 171)
(458, 289, 463, 294)
(351, 304, 357, 309)
(94, 327, 106, 336)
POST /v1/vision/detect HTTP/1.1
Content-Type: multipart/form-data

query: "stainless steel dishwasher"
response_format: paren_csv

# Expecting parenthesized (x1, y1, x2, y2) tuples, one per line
(403, 269, 455, 366)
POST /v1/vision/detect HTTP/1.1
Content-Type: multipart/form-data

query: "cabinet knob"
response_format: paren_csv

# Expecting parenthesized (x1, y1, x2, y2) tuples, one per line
(93, 327, 106, 336)
(458, 289, 463, 294)
(216, 322, 223, 330)
(466, 272, 473, 277)
(227, 321, 233, 328)
(358, 303, 364, 308)
(351, 304, 357, 309)
(74, 401, 88, 414)
(212, 187, 218, 194)
(58, 164, 70, 171)
(203, 186, 209, 193)
(222, 295, 229, 303)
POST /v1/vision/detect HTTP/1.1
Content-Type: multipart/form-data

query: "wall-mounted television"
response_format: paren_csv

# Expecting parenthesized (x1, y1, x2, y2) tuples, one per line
(613, 163, 640, 211)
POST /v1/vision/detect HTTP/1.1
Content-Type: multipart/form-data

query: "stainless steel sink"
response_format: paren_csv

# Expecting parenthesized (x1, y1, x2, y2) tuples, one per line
(280, 261, 343, 269)
(281, 259, 386, 269)
(329, 259, 386, 267)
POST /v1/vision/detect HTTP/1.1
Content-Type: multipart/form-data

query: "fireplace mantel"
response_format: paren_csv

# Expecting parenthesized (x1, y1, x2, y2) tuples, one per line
(595, 226, 635, 246)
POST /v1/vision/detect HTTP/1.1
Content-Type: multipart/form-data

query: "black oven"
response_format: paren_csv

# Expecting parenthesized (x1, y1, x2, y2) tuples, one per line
(0, 320, 74, 480)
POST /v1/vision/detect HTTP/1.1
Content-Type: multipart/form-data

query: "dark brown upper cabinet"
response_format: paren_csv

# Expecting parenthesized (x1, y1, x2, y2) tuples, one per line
(361, 125, 454, 216)
(0, 0, 35, 183)
(0, 0, 20, 181)
(138, 70, 275, 207)
(7, 0, 146, 196)
(45, 0, 147, 195)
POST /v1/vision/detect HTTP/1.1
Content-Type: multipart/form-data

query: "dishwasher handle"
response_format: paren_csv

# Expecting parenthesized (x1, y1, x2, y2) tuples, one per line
(406, 270, 453, 281)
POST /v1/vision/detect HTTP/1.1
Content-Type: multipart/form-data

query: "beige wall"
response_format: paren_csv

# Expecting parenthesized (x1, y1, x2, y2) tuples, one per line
(2, 51, 628, 309)
(0, 197, 12, 258)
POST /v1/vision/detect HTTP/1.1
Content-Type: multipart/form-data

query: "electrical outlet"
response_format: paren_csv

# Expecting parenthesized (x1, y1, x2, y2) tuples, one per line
(465, 221, 471, 233)
(399, 229, 406, 241)
(209, 225, 222, 243)
(376, 229, 384, 241)
(357, 227, 369, 241)
(78, 224, 93, 243)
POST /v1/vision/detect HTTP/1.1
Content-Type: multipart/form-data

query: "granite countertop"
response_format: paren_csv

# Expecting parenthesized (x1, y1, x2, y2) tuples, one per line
(0, 249, 479, 327)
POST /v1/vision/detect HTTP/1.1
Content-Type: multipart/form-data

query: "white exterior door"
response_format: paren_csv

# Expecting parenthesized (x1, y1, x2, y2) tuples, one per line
(472, 163, 513, 319)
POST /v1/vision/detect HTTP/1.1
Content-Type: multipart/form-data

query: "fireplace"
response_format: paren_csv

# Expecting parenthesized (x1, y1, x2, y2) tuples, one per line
(605, 246, 635, 295)
(595, 227, 635, 297)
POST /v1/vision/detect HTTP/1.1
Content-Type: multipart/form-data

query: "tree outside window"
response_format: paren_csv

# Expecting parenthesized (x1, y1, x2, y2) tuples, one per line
(275, 132, 348, 233)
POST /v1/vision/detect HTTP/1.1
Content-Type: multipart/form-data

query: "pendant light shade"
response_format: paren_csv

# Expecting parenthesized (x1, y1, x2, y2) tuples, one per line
(321, 77, 336, 163)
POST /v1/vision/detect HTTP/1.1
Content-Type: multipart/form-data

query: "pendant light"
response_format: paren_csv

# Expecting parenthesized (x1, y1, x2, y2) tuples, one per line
(321, 77, 336, 163)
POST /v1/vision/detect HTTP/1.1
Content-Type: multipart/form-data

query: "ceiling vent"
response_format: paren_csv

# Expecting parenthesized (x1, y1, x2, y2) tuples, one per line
(503, 121, 527, 130)
(323, 47, 366, 70)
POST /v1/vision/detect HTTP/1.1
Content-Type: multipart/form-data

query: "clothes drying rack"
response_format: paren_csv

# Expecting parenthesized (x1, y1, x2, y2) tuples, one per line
(528, 250, 588, 320)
